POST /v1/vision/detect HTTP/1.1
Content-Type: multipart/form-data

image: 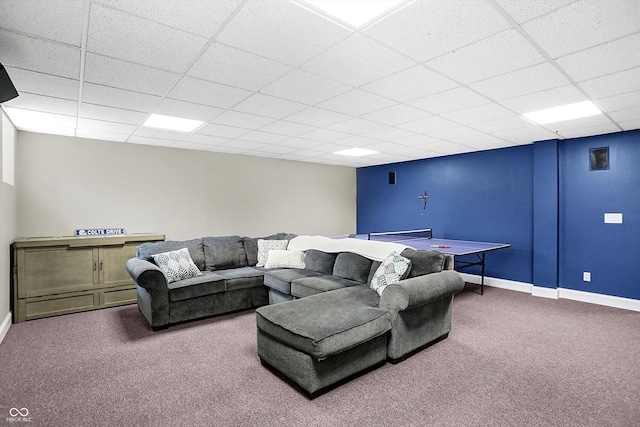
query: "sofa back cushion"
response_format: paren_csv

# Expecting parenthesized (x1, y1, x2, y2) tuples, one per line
(400, 248, 445, 278)
(332, 252, 373, 284)
(242, 232, 297, 267)
(203, 236, 248, 271)
(304, 249, 337, 274)
(137, 239, 205, 271)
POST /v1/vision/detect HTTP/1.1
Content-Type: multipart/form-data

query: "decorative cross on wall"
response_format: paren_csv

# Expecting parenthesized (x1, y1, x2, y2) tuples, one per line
(418, 192, 431, 209)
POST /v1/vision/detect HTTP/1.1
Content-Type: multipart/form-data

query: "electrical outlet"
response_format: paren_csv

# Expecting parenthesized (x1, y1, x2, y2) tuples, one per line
(583, 272, 591, 282)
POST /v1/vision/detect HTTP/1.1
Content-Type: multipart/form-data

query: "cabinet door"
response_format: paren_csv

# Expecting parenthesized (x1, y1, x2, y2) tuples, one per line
(98, 243, 137, 286)
(19, 247, 95, 298)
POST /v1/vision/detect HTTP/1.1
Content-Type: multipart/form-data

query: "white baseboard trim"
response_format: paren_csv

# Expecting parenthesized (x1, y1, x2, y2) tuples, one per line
(559, 288, 640, 312)
(459, 273, 532, 294)
(0, 312, 11, 344)
(460, 273, 640, 312)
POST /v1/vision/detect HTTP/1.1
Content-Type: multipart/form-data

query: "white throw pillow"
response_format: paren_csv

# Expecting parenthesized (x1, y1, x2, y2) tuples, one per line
(370, 251, 411, 296)
(152, 248, 202, 283)
(256, 239, 289, 267)
(264, 250, 306, 269)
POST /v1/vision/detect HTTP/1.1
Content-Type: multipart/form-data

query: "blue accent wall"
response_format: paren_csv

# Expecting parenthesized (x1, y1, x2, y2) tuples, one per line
(357, 129, 640, 300)
(357, 145, 533, 283)
(558, 130, 640, 299)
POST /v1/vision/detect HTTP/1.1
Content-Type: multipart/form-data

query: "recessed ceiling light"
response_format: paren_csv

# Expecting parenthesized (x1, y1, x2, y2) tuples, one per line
(522, 101, 602, 125)
(143, 114, 204, 132)
(334, 147, 379, 156)
(295, 0, 408, 28)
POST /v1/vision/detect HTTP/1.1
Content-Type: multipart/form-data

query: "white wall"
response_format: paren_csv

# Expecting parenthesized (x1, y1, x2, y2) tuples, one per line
(0, 110, 18, 341)
(16, 131, 356, 240)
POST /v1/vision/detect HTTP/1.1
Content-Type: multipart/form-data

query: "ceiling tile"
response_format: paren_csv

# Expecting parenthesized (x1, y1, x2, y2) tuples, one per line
(285, 107, 351, 127)
(394, 134, 447, 147)
(427, 30, 547, 84)
(425, 141, 474, 155)
(556, 123, 621, 140)
(96, 0, 243, 38)
(364, 0, 510, 62)
(4, 93, 77, 116)
(618, 117, 640, 131)
(334, 136, 380, 148)
(84, 53, 181, 96)
(597, 90, 640, 113)
(80, 103, 148, 125)
(87, 3, 208, 73)
(546, 114, 613, 134)
(522, 0, 640, 58)
(471, 116, 535, 133)
(133, 127, 187, 140)
(317, 89, 395, 116)
(253, 144, 297, 155)
(168, 76, 252, 108)
(222, 140, 268, 151)
(500, 85, 588, 115)
(76, 129, 129, 142)
(0, 0, 85, 45)
(328, 118, 386, 135)
(275, 137, 322, 149)
(259, 120, 317, 137)
(301, 35, 415, 87)
(428, 126, 489, 142)
(181, 133, 231, 146)
(579, 67, 640, 99)
(216, 0, 351, 66)
(261, 70, 352, 105)
(170, 141, 215, 151)
(361, 104, 429, 126)
(441, 103, 514, 126)
(469, 62, 571, 101)
(211, 111, 274, 129)
(362, 65, 458, 103)
(197, 123, 251, 139)
(153, 99, 224, 122)
(610, 106, 640, 124)
(239, 130, 289, 144)
(127, 135, 174, 147)
(494, 0, 576, 24)
(299, 128, 350, 142)
(82, 83, 161, 111)
(556, 33, 640, 82)
(188, 43, 292, 91)
(4, 67, 78, 101)
(77, 117, 137, 134)
(408, 87, 491, 115)
(208, 145, 248, 155)
(398, 116, 459, 134)
(362, 126, 416, 142)
(0, 29, 80, 79)
(232, 94, 308, 119)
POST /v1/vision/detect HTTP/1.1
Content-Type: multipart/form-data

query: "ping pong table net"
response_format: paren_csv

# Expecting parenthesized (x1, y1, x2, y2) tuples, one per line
(367, 229, 433, 241)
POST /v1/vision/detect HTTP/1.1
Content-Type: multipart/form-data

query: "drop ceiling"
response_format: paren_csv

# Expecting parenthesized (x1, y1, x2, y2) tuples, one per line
(1, 0, 639, 168)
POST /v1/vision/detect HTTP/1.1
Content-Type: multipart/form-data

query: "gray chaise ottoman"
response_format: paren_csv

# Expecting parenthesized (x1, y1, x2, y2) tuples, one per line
(256, 286, 391, 396)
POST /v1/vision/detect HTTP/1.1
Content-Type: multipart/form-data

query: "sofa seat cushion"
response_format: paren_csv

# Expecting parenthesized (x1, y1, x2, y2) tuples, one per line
(256, 286, 390, 360)
(168, 271, 225, 303)
(263, 269, 325, 295)
(214, 266, 266, 291)
(291, 276, 362, 298)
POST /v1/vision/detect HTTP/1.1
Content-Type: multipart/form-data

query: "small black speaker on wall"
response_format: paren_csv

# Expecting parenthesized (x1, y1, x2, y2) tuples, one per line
(590, 147, 609, 170)
(388, 172, 396, 185)
(0, 63, 19, 104)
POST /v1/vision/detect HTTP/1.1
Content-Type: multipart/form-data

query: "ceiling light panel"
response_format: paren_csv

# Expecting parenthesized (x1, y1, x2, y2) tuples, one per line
(143, 114, 204, 132)
(522, 101, 602, 125)
(334, 147, 379, 156)
(298, 1, 406, 28)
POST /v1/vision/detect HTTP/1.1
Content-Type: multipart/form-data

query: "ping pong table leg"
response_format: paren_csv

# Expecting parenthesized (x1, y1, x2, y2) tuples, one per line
(480, 253, 485, 295)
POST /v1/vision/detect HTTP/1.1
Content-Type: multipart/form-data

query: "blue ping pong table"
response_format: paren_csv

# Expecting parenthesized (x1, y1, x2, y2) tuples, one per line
(358, 232, 511, 295)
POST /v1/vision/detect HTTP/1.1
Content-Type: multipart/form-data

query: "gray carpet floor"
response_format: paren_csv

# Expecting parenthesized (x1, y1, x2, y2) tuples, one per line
(1, 284, 639, 426)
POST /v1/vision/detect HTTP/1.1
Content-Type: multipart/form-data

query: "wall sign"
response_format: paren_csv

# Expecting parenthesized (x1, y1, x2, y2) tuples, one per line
(75, 228, 125, 237)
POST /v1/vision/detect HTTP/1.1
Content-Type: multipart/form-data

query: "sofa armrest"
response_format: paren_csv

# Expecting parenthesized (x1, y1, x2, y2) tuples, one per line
(126, 257, 168, 291)
(379, 270, 464, 313)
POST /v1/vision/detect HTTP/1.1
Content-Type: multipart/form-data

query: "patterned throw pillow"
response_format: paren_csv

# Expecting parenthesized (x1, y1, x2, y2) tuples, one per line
(256, 239, 289, 267)
(370, 251, 412, 296)
(152, 248, 202, 283)
(264, 250, 306, 269)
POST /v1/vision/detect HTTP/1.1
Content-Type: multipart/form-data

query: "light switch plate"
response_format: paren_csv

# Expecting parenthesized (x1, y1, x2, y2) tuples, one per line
(604, 213, 623, 224)
(583, 272, 591, 282)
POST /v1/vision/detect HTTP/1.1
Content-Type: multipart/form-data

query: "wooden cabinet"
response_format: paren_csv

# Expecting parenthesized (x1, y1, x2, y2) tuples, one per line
(11, 233, 164, 322)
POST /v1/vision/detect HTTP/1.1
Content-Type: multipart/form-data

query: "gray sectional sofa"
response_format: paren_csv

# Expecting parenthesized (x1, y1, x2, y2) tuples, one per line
(125, 233, 295, 329)
(256, 240, 464, 395)
(126, 233, 465, 396)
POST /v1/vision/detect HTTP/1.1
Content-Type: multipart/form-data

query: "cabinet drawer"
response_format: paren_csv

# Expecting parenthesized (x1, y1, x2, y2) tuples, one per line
(25, 294, 97, 320)
(102, 288, 137, 306)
